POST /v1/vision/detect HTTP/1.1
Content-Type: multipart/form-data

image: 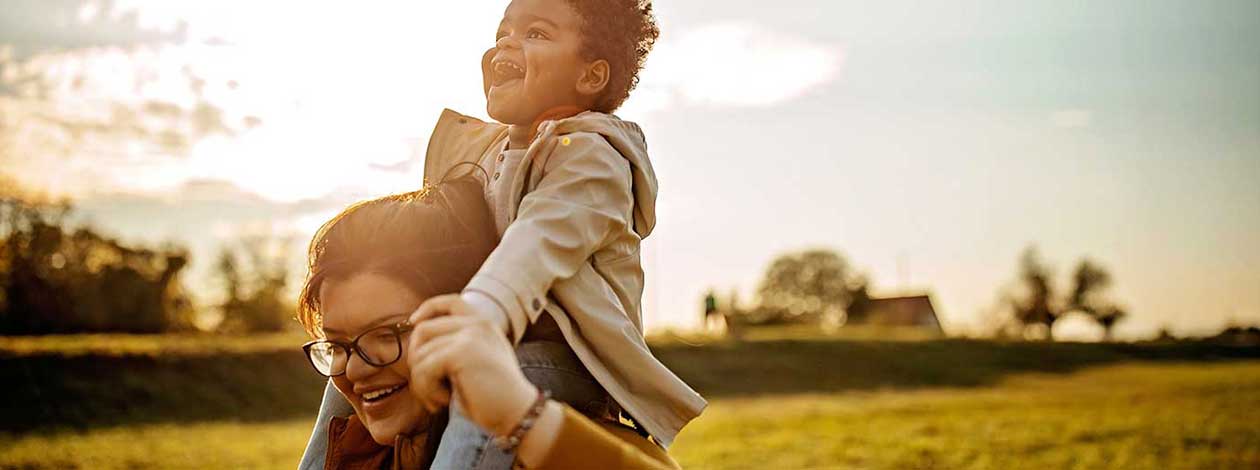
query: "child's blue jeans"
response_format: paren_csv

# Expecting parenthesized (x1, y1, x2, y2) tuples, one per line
(298, 340, 613, 470)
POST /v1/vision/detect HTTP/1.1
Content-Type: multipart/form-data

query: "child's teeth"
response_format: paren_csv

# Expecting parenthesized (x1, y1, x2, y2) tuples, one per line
(496, 62, 524, 75)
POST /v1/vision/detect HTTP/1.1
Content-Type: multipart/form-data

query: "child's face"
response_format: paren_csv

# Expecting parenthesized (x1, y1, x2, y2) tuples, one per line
(485, 0, 592, 125)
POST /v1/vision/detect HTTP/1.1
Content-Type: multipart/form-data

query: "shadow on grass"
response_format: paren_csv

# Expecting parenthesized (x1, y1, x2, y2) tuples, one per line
(3, 351, 326, 434)
(653, 339, 1260, 398)
(3, 339, 1257, 433)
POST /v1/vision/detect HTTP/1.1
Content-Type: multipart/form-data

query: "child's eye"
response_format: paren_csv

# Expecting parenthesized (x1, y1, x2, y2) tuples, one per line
(527, 29, 547, 40)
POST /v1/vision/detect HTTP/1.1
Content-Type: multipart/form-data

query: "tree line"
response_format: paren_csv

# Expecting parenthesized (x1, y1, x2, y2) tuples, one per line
(725, 246, 1127, 341)
(3, 171, 1132, 340)
(0, 177, 293, 335)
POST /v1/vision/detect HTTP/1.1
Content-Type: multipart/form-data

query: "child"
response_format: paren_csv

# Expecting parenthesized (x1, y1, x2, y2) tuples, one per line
(298, 1, 705, 468)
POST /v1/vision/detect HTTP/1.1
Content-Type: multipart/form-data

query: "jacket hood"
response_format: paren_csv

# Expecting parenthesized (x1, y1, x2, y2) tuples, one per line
(423, 109, 658, 238)
(548, 111, 658, 238)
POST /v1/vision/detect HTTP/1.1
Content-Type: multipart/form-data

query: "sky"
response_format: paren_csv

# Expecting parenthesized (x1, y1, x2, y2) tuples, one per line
(2, 0, 1257, 339)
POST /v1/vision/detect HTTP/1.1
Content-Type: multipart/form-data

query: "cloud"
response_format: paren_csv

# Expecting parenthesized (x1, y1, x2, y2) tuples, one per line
(6, 9, 844, 206)
(4, 2, 502, 203)
(0, 0, 184, 59)
(1050, 109, 1093, 128)
(634, 22, 844, 110)
(65, 177, 352, 304)
(75, 178, 352, 227)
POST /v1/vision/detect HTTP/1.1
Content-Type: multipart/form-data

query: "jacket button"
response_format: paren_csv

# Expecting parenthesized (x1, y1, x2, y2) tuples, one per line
(493, 172, 500, 180)
(532, 298, 542, 311)
(497, 154, 505, 163)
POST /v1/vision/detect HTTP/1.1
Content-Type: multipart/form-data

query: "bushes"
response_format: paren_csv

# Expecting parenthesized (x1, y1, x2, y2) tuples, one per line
(1, 189, 194, 334)
(1, 178, 295, 335)
(214, 241, 295, 334)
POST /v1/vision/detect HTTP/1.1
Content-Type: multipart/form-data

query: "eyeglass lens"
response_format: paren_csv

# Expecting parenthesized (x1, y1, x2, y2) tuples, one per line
(306, 325, 405, 376)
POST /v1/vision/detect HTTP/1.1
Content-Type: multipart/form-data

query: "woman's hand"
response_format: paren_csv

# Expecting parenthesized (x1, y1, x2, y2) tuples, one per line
(405, 295, 537, 437)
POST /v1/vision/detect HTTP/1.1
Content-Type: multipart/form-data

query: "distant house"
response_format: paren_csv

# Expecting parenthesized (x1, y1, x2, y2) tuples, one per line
(849, 294, 943, 334)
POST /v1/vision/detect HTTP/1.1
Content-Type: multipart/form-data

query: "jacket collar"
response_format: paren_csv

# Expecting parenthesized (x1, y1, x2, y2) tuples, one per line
(422, 109, 508, 187)
(324, 415, 440, 470)
(421, 108, 658, 238)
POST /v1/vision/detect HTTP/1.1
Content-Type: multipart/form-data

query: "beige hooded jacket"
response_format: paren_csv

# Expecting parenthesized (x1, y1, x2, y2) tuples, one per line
(422, 108, 705, 447)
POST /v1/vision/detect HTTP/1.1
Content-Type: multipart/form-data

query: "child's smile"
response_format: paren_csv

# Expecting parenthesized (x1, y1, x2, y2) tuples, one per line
(485, 0, 591, 126)
(490, 58, 526, 89)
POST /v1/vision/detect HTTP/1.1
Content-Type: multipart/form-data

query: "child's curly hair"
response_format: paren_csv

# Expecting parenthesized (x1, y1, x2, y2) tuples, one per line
(565, 0, 659, 113)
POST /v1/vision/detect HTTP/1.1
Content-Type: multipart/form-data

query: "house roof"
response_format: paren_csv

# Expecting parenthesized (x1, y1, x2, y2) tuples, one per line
(859, 294, 942, 331)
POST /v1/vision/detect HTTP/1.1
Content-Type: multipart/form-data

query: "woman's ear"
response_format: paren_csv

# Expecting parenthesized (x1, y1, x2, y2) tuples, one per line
(576, 59, 610, 99)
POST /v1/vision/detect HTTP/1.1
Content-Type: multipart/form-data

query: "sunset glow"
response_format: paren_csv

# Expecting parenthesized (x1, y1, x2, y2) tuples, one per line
(3, 0, 1257, 337)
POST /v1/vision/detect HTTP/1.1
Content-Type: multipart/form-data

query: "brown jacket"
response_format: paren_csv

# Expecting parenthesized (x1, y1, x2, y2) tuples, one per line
(423, 109, 706, 447)
(323, 405, 679, 470)
(324, 415, 437, 470)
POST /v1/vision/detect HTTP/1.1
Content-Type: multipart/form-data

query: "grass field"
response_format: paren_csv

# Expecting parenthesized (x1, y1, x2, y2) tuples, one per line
(3, 333, 1258, 469)
(671, 361, 1260, 470)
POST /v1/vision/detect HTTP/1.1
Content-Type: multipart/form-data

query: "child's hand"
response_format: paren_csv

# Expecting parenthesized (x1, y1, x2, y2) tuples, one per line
(411, 294, 510, 338)
(403, 295, 538, 438)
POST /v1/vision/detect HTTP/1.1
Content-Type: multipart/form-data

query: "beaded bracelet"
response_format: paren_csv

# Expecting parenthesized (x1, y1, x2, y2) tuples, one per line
(494, 388, 551, 453)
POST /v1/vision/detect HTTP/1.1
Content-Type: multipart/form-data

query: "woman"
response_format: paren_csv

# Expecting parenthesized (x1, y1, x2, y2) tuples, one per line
(295, 176, 678, 469)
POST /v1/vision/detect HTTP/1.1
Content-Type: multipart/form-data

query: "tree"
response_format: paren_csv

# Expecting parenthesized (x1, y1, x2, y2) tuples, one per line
(1091, 306, 1127, 341)
(1004, 247, 1128, 341)
(845, 277, 872, 324)
(1, 175, 193, 334)
(752, 249, 867, 325)
(214, 237, 294, 333)
(1010, 247, 1057, 340)
(1066, 259, 1126, 341)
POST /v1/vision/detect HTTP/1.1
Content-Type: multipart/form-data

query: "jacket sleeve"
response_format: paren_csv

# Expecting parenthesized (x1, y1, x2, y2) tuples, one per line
(532, 405, 680, 470)
(463, 132, 633, 343)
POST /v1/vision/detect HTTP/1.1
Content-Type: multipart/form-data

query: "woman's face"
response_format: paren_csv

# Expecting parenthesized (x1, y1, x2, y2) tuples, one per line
(320, 271, 429, 445)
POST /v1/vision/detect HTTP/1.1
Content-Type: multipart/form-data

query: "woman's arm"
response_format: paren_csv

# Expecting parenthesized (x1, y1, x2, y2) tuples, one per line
(405, 305, 679, 469)
(517, 401, 678, 470)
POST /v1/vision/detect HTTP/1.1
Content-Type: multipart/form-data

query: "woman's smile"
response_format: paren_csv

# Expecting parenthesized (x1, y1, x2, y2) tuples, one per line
(320, 272, 431, 444)
(357, 382, 410, 415)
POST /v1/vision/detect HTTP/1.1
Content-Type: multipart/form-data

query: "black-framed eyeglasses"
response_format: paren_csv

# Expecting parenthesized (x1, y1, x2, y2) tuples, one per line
(302, 322, 414, 377)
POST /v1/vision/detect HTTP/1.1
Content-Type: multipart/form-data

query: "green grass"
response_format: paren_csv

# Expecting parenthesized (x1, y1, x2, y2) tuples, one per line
(671, 361, 1260, 470)
(0, 420, 311, 470)
(650, 324, 947, 344)
(3, 333, 1258, 468)
(0, 332, 307, 357)
(2, 361, 1257, 469)
(1, 348, 326, 432)
(6, 333, 1256, 433)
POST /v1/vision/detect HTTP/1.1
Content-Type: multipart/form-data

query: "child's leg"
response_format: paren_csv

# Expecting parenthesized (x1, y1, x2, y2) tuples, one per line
(430, 340, 614, 469)
(298, 379, 355, 470)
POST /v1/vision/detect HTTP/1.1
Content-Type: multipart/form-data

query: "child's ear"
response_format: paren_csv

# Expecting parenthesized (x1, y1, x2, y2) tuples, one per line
(576, 59, 610, 99)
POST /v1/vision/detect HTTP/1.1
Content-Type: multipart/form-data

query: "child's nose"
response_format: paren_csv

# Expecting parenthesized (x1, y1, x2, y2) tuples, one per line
(495, 35, 521, 50)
